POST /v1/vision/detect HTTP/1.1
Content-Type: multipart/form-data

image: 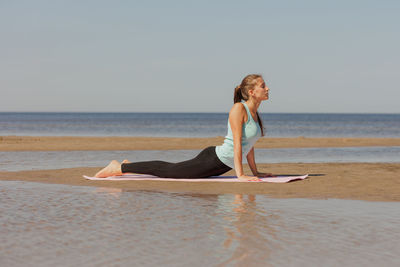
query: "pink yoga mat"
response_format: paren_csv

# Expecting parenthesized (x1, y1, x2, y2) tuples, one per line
(83, 174, 308, 183)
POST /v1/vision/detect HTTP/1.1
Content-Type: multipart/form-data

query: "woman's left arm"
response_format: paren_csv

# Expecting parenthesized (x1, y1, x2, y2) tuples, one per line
(246, 147, 273, 177)
(246, 147, 258, 176)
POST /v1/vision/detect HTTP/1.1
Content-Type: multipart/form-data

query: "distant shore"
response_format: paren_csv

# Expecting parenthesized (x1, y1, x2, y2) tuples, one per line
(1, 136, 399, 202)
(1, 136, 400, 151)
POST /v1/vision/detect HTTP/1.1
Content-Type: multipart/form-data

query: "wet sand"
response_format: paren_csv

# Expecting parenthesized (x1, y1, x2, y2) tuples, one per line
(1, 136, 400, 151)
(1, 163, 399, 202)
(1, 136, 399, 202)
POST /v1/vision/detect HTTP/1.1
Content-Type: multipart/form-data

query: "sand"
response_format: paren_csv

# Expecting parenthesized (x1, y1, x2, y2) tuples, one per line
(1, 136, 400, 151)
(1, 136, 399, 202)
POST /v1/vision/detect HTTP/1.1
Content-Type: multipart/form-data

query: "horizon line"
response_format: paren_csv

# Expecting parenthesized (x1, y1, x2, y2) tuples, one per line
(0, 111, 399, 115)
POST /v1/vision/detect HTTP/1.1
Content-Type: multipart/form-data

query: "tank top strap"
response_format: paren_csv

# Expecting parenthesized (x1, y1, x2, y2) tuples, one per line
(241, 101, 252, 122)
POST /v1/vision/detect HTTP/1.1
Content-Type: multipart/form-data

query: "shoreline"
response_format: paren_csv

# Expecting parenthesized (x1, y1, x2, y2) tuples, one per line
(1, 136, 400, 151)
(1, 163, 399, 202)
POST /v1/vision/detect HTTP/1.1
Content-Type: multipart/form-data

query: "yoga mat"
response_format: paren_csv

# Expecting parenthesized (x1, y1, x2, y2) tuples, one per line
(83, 174, 308, 183)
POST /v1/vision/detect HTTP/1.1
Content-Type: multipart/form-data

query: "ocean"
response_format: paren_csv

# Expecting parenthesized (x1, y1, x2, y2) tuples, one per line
(1, 112, 399, 137)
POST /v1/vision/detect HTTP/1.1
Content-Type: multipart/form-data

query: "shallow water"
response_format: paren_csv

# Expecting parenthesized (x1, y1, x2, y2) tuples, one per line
(1, 146, 399, 172)
(1, 181, 399, 266)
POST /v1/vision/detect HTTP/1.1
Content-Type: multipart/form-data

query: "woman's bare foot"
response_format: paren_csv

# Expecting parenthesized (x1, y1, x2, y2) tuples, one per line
(95, 160, 122, 178)
(122, 159, 130, 164)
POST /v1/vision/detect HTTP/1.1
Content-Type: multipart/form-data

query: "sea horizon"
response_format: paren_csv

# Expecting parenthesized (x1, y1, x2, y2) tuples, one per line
(1, 111, 399, 115)
(1, 112, 399, 138)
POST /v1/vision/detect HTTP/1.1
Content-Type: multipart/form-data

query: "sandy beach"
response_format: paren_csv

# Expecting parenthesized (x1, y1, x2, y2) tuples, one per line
(1, 136, 399, 202)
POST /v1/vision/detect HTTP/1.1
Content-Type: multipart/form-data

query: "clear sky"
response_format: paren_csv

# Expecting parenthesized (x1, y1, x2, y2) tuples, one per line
(1, 0, 399, 113)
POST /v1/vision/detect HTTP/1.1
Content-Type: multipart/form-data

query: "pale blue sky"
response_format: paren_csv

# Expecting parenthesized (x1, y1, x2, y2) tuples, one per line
(1, 0, 399, 113)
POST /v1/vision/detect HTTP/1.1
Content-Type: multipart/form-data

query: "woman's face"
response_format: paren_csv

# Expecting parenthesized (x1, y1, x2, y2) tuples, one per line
(251, 79, 269, 101)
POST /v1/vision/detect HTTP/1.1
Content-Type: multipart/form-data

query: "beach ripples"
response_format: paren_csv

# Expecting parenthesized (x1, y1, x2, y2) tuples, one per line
(1, 181, 399, 266)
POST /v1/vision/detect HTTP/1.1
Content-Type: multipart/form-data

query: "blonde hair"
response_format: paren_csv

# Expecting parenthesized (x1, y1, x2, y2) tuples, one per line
(233, 74, 265, 136)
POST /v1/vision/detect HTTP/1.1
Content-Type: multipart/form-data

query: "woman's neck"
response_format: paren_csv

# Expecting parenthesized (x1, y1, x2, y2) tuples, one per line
(245, 99, 261, 113)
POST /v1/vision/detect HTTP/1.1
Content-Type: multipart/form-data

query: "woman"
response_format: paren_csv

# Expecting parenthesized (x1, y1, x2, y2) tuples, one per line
(95, 74, 272, 181)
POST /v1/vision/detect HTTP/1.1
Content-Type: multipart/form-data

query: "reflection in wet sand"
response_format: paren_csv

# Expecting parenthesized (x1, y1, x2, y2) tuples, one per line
(93, 187, 123, 198)
(2, 181, 399, 266)
(219, 194, 278, 266)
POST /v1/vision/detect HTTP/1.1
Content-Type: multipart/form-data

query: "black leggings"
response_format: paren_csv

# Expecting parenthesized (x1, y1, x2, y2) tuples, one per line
(121, 146, 231, 178)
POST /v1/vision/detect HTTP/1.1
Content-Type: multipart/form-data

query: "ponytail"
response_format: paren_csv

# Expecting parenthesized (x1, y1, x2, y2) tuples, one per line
(234, 86, 243, 103)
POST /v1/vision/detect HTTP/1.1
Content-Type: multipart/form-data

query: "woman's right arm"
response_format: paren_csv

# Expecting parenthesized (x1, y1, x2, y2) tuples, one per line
(229, 103, 260, 181)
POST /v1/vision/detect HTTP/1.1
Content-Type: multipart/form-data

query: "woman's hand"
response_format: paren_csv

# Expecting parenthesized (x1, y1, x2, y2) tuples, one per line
(237, 175, 262, 182)
(256, 172, 274, 177)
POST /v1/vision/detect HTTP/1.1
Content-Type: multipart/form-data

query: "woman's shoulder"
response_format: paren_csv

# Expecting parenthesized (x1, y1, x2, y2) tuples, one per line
(229, 102, 247, 121)
(231, 102, 246, 111)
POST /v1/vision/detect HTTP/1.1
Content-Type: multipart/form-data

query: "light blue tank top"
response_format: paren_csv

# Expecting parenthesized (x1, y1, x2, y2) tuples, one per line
(215, 101, 262, 168)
